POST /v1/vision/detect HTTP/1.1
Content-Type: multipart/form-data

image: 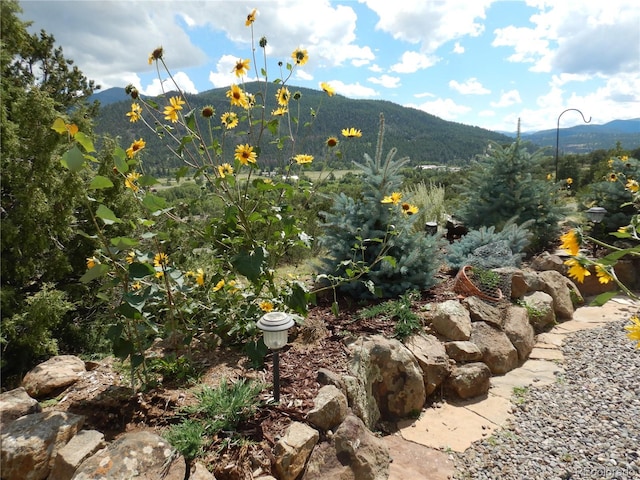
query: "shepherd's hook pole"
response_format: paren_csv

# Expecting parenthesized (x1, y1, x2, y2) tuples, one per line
(555, 108, 591, 182)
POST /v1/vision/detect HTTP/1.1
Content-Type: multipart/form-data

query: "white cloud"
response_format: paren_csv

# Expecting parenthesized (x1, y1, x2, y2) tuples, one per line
(390, 51, 438, 74)
(406, 98, 472, 121)
(141, 72, 198, 96)
(491, 90, 522, 108)
(414, 91, 436, 99)
(449, 78, 490, 95)
(453, 42, 465, 54)
(368, 64, 384, 73)
(368, 75, 401, 89)
(295, 70, 314, 82)
(329, 80, 378, 98)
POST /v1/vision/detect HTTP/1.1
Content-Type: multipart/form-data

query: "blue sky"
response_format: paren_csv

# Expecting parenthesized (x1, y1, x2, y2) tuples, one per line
(19, 0, 640, 132)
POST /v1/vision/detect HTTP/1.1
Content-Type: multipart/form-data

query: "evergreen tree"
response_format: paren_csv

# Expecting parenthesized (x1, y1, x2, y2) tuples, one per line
(317, 114, 441, 298)
(455, 131, 567, 252)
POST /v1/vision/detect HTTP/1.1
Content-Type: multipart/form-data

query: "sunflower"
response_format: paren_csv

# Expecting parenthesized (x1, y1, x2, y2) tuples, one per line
(232, 58, 250, 77)
(245, 8, 257, 26)
(276, 87, 290, 107)
(148, 46, 163, 64)
(294, 154, 313, 165)
(564, 258, 591, 283)
(259, 301, 274, 313)
(163, 96, 185, 123)
(234, 144, 257, 165)
(291, 48, 309, 66)
(321, 82, 335, 96)
(125, 171, 142, 192)
(126, 102, 142, 123)
(559, 229, 581, 256)
(342, 127, 362, 138)
(401, 203, 419, 215)
(381, 192, 403, 205)
(220, 112, 239, 129)
(226, 84, 248, 108)
(218, 163, 234, 178)
(271, 107, 288, 117)
(595, 264, 614, 284)
(326, 136, 338, 148)
(625, 315, 640, 348)
(626, 179, 639, 193)
(126, 138, 146, 158)
(154, 252, 169, 268)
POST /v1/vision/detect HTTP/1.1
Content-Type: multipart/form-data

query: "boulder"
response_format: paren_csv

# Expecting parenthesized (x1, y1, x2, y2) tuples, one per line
(341, 374, 380, 430)
(317, 368, 346, 393)
(469, 322, 519, 375)
(403, 334, 451, 397)
(503, 305, 535, 361)
(0, 387, 41, 430)
(22, 355, 86, 398)
(72, 430, 186, 480)
(462, 296, 504, 329)
(494, 267, 527, 299)
(1, 411, 85, 480)
(190, 461, 217, 480)
(445, 362, 492, 399)
(302, 414, 390, 480)
(274, 422, 319, 480)
(49, 430, 105, 480)
(538, 270, 581, 319)
(430, 300, 472, 340)
(444, 341, 483, 363)
(349, 336, 426, 420)
(523, 291, 556, 333)
(530, 252, 565, 273)
(306, 385, 348, 431)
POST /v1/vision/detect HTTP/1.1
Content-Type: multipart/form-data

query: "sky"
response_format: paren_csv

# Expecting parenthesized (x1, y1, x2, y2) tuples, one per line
(18, 0, 640, 133)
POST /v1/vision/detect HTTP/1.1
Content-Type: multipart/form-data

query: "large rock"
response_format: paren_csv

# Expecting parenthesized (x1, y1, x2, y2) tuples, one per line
(404, 334, 451, 397)
(522, 291, 556, 333)
(306, 385, 348, 431)
(302, 414, 390, 480)
(530, 252, 565, 273)
(462, 296, 504, 329)
(1, 411, 85, 480)
(22, 355, 86, 398)
(444, 341, 483, 363)
(445, 362, 492, 399)
(72, 430, 186, 480)
(494, 267, 527, 299)
(0, 387, 41, 430)
(341, 374, 380, 430)
(349, 336, 426, 420)
(503, 305, 535, 361)
(538, 270, 582, 319)
(274, 422, 319, 480)
(469, 322, 518, 375)
(430, 300, 472, 340)
(49, 430, 105, 480)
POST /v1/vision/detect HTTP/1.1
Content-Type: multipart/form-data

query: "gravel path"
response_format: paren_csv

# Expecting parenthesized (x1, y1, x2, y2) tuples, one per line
(454, 319, 639, 480)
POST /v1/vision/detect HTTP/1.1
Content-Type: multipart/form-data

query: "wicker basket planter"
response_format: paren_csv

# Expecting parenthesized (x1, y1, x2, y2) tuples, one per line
(453, 265, 504, 303)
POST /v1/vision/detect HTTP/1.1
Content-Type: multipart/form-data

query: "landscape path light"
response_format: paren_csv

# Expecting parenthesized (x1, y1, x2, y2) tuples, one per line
(256, 311, 295, 402)
(585, 206, 607, 256)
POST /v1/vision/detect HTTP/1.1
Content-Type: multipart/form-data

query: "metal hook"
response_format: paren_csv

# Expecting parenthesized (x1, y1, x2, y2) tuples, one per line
(555, 108, 592, 182)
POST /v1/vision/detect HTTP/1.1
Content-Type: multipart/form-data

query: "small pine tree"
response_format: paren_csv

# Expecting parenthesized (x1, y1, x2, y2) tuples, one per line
(456, 129, 567, 252)
(317, 114, 441, 298)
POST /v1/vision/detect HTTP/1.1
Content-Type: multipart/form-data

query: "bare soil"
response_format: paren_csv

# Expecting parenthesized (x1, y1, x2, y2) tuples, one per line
(45, 273, 458, 479)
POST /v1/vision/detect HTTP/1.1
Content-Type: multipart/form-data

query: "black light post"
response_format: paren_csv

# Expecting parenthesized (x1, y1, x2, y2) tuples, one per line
(586, 206, 607, 257)
(555, 108, 591, 182)
(256, 312, 294, 402)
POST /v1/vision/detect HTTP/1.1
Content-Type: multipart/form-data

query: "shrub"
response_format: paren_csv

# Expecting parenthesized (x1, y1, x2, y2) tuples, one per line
(317, 114, 442, 299)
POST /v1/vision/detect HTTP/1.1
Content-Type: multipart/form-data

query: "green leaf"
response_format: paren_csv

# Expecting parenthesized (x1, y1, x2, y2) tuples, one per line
(114, 147, 128, 173)
(185, 109, 196, 131)
(96, 204, 122, 225)
(231, 247, 266, 283)
(382, 256, 397, 268)
(590, 290, 620, 306)
(331, 301, 340, 317)
(286, 283, 310, 316)
(61, 145, 85, 172)
(175, 166, 189, 181)
(110, 236, 138, 249)
(89, 175, 114, 190)
(139, 175, 158, 187)
(79, 264, 110, 283)
(75, 132, 95, 152)
(142, 193, 167, 213)
(112, 336, 134, 360)
(51, 117, 68, 134)
(123, 291, 146, 312)
(129, 262, 155, 279)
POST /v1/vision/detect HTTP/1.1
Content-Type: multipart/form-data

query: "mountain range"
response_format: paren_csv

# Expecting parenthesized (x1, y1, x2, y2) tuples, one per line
(90, 86, 639, 173)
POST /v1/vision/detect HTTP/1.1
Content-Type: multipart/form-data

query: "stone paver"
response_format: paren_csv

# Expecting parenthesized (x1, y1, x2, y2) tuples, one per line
(385, 434, 455, 480)
(395, 295, 638, 468)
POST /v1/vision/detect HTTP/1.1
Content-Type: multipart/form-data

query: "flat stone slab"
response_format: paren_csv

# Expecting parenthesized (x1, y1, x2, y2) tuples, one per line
(535, 332, 566, 347)
(385, 434, 455, 480)
(490, 359, 562, 398)
(529, 347, 565, 361)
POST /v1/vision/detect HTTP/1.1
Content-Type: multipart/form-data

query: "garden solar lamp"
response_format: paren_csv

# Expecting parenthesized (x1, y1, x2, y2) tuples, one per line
(257, 312, 295, 402)
(585, 206, 607, 256)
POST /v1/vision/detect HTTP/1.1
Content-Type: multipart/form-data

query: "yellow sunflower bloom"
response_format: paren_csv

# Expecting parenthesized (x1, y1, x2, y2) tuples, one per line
(342, 127, 362, 138)
(163, 96, 185, 123)
(401, 203, 419, 215)
(126, 138, 146, 158)
(232, 58, 250, 77)
(195, 268, 205, 286)
(559, 229, 581, 256)
(212, 279, 225, 292)
(126, 103, 142, 123)
(126, 251, 136, 264)
(546, 173, 553, 181)
(291, 48, 309, 66)
(125, 171, 142, 192)
(155, 270, 164, 279)
(626, 179, 639, 193)
(276, 87, 290, 107)
(131, 281, 142, 291)
(625, 315, 640, 348)
(326, 136, 338, 148)
(154, 252, 169, 268)
(566, 177, 573, 185)
(221, 112, 239, 129)
(564, 258, 591, 283)
(294, 154, 313, 165)
(595, 264, 614, 284)
(148, 46, 163, 65)
(226, 84, 248, 108)
(608, 172, 618, 182)
(321, 82, 335, 96)
(381, 192, 403, 204)
(86, 256, 99, 269)
(259, 301, 274, 313)
(218, 163, 234, 178)
(234, 144, 257, 165)
(271, 107, 288, 117)
(245, 8, 257, 26)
